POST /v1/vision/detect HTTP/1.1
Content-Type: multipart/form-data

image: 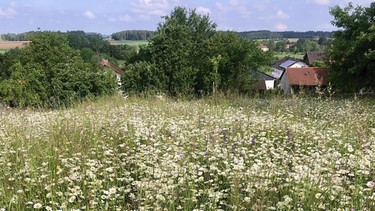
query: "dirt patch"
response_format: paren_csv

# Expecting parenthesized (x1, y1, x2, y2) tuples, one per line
(0, 41, 30, 49)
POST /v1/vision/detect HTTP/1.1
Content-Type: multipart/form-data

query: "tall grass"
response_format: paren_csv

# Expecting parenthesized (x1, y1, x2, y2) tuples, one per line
(0, 95, 374, 210)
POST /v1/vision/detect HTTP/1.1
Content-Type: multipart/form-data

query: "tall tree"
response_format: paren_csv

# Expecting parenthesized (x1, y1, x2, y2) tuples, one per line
(204, 31, 272, 94)
(141, 6, 217, 96)
(327, 2, 375, 92)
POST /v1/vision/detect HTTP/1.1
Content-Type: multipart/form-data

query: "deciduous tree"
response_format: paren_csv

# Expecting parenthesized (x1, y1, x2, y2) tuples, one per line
(0, 31, 117, 108)
(327, 2, 375, 92)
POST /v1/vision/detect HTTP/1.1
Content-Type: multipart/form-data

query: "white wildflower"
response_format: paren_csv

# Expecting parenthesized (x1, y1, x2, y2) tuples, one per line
(33, 203, 43, 209)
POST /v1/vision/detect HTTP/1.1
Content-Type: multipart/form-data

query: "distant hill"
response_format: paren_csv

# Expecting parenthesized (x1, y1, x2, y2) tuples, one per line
(1, 30, 334, 41)
(238, 30, 334, 40)
(0, 31, 39, 41)
(111, 30, 154, 41)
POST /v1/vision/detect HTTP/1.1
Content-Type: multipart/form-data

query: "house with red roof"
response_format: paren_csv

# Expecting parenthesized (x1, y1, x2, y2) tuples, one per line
(271, 56, 308, 79)
(259, 45, 269, 52)
(100, 58, 124, 86)
(279, 67, 328, 94)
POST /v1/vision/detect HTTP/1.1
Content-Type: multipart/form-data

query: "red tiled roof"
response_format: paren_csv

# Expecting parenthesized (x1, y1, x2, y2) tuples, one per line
(100, 59, 124, 76)
(285, 67, 328, 86)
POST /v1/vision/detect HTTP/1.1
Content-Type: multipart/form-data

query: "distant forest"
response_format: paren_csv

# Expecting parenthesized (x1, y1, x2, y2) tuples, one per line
(1, 30, 333, 41)
(238, 30, 333, 40)
(111, 30, 154, 40)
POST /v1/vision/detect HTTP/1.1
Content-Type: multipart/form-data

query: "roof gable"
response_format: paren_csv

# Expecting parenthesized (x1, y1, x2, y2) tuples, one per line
(100, 59, 124, 76)
(285, 67, 328, 86)
(303, 51, 323, 65)
(250, 71, 275, 80)
(272, 56, 307, 70)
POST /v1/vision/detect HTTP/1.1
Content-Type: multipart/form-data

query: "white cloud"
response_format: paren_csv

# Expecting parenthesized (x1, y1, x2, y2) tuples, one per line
(229, 0, 239, 6)
(0, 3, 18, 19)
(119, 15, 134, 22)
(131, 0, 170, 18)
(83, 11, 96, 19)
(107, 13, 135, 22)
(276, 10, 289, 19)
(215, 1, 251, 18)
(307, 0, 331, 5)
(314, 0, 331, 5)
(275, 23, 288, 31)
(196, 6, 211, 15)
(9, 2, 17, 8)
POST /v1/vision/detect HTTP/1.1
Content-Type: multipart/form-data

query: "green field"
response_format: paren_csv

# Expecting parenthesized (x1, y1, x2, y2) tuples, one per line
(274, 52, 305, 59)
(109, 40, 148, 46)
(1, 95, 375, 210)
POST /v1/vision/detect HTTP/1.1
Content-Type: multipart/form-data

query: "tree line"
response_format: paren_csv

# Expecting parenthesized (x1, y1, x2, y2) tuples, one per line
(1, 31, 39, 41)
(2, 30, 333, 42)
(261, 37, 330, 54)
(0, 3, 373, 108)
(111, 30, 154, 40)
(239, 30, 333, 40)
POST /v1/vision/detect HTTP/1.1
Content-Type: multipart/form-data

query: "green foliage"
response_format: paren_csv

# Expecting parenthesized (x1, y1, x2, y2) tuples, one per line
(205, 32, 272, 94)
(121, 61, 166, 95)
(127, 6, 272, 96)
(66, 31, 137, 61)
(80, 47, 96, 63)
(137, 6, 217, 96)
(239, 30, 333, 40)
(111, 30, 154, 40)
(0, 48, 22, 79)
(0, 31, 38, 41)
(294, 38, 320, 53)
(327, 2, 375, 92)
(0, 31, 117, 108)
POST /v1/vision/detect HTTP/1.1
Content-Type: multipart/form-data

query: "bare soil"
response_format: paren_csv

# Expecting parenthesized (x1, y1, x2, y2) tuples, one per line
(0, 41, 30, 49)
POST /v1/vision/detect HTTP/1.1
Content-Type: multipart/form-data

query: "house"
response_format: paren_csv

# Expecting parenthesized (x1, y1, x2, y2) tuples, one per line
(303, 51, 324, 66)
(285, 43, 294, 49)
(271, 57, 308, 79)
(100, 59, 124, 85)
(279, 67, 328, 94)
(250, 71, 275, 90)
(259, 45, 269, 52)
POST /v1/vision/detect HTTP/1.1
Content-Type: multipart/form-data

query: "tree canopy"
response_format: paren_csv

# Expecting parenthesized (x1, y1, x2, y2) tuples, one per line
(123, 6, 272, 96)
(0, 31, 117, 108)
(327, 2, 375, 92)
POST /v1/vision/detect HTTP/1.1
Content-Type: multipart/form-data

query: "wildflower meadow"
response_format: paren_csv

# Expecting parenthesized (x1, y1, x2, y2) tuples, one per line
(0, 96, 375, 210)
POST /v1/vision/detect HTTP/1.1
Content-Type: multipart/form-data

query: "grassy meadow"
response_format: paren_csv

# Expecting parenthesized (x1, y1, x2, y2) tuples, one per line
(109, 40, 148, 46)
(1, 95, 375, 210)
(274, 52, 305, 60)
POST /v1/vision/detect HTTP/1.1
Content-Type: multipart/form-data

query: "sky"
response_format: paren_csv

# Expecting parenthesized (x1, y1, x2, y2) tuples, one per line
(0, 0, 373, 35)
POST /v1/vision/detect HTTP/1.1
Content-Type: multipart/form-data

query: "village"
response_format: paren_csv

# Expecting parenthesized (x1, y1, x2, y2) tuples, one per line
(0, 1, 374, 210)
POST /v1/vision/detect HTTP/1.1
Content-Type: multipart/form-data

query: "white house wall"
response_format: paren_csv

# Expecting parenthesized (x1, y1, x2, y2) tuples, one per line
(115, 73, 122, 86)
(280, 74, 292, 94)
(265, 80, 274, 90)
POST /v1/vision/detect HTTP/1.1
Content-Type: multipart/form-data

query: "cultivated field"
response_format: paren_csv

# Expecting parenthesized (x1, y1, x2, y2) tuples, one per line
(275, 52, 305, 59)
(0, 41, 30, 50)
(109, 40, 148, 46)
(0, 96, 375, 210)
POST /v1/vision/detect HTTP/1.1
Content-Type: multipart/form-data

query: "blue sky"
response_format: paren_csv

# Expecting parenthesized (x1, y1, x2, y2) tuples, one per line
(0, 0, 373, 35)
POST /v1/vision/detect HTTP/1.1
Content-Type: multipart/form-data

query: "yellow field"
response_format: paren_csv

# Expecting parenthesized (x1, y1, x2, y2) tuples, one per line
(0, 41, 30, 49)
